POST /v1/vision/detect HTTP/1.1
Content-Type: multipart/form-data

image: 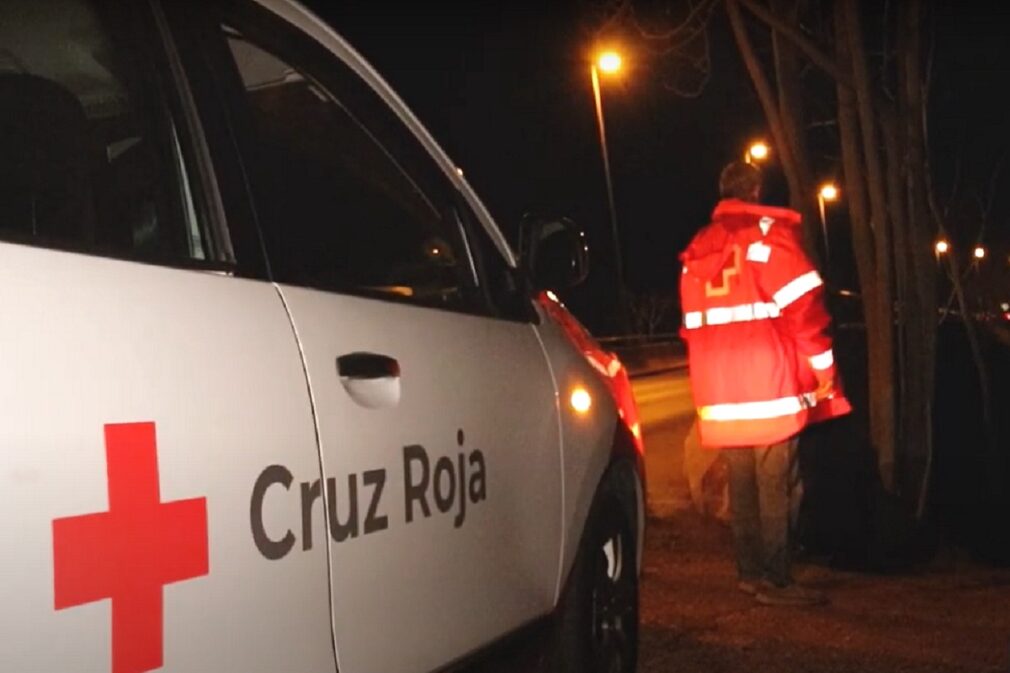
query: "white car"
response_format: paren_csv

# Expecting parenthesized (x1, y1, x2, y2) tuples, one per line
(0, 1, 645, 671)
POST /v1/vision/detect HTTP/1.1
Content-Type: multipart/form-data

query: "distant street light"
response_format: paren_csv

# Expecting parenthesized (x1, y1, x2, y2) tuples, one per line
(819, 183, 839, 202)
(817, 182, 839, 261)
(974, 245, 987, 260)
(935, 239, 950, 255)
(745, 141, 770, 164)
(597, 51, 622, 74)
(590, 48, 630, 332)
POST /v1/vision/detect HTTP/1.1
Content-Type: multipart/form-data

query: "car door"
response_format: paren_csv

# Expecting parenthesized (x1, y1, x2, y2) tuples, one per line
(0, 2, 335, 671)
(184, 3, 565, 671)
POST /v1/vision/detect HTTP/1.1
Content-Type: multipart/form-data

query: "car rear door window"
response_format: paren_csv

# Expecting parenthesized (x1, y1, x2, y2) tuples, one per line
(219, 25, 475, 310)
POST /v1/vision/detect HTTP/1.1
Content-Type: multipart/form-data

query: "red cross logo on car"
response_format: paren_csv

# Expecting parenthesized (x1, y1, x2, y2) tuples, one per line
(52, 422, 209, 673)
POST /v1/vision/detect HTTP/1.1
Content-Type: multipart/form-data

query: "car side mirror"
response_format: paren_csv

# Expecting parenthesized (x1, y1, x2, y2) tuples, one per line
(517, 215, 589, 291)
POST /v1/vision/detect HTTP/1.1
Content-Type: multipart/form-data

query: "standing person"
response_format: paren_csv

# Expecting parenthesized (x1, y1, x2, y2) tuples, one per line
(678, 161, 851, 606)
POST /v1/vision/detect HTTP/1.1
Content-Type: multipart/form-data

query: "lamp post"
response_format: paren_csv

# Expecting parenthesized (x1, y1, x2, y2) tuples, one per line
(817, 182, 839, 261)
(590, 49, 630, 333)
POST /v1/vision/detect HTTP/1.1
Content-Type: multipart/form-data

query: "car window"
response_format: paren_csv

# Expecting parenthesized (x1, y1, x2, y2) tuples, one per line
(455, 198, 534, 322)
(0, 0, 211, 264)
(218, 25, 473, 309)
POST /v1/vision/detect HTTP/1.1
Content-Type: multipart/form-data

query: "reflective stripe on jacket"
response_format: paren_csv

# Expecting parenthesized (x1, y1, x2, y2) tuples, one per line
(679, 199, 851, 448)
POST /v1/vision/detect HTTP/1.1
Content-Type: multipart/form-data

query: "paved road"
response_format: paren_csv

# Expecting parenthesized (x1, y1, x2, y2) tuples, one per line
(632, 369, 696, 516)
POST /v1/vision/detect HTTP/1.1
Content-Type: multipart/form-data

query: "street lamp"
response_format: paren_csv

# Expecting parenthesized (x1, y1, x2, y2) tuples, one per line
(745, 141, 770, 164)
(817, 182, 839, 260)
(597, 51, 622, 74)
(590, 49, 630, 332)
(974, 245, 987, 260)
(935, 239, 950, 255)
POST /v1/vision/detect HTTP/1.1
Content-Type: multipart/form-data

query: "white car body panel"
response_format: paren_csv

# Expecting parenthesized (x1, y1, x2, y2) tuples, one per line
(528, 304, 623, 594)
(0, 244, 335, 673)
(277, 287, 563, 673)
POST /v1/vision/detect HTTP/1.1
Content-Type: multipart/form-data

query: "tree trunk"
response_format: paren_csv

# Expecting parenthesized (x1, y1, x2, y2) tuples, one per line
(835, 0, 898, 492)
(771, 0, 819, 255)
(725, 0, 807, 230)
(896, 0, 937, 515)
(882, 112, 917, 493)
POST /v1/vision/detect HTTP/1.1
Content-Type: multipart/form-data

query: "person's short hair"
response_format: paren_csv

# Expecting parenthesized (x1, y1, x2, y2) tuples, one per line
(719, 161, 762, 200)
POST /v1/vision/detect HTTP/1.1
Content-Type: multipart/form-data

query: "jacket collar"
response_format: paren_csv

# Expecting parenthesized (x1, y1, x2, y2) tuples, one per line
(711, 199, 802, 225)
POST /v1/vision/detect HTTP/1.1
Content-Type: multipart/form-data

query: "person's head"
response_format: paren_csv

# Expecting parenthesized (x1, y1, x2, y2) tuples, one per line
(719, 161, 762, 202)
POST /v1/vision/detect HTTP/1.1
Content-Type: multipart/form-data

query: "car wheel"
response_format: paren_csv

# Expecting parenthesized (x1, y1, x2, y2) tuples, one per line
(554, 486, 639, 673)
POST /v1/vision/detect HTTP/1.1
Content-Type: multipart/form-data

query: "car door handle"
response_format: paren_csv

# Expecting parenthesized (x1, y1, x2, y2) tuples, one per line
(337, 352, 401, 379)
(336, 352, 401, 409)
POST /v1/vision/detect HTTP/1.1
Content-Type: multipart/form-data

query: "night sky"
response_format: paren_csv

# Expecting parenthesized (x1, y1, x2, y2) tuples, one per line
(307, 1, 1010, 335)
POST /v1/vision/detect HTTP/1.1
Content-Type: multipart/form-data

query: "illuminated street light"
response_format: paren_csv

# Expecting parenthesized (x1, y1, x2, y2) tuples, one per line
(974, 245, 987, 260)
(819, 183, 839, 202)
(745, 141, 770, 164)
(597, 51, 622, 74)
(935, 239, 950, 255)
(590, 48, 631, 332)
(817, 182, 840, 262)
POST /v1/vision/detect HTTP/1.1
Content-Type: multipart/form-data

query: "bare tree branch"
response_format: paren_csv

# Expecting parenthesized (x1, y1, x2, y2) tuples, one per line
(631, 0, 720, 41)
(735, 0, 851, 87)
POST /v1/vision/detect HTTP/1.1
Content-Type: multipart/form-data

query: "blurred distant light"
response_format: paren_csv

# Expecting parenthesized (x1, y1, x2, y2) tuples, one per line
(819, 183, 839, 201)
(974, 245, 987, 260)
(746, 141, 770, 163)
(597, 51, 622, 74)
(935, 240, 950, 255)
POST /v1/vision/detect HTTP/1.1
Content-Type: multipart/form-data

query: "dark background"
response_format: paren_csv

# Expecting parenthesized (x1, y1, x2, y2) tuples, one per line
(306, 0, 1010, 336)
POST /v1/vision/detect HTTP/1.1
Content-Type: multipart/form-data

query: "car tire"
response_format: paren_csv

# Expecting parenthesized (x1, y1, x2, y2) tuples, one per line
(552, 481, 639, 673)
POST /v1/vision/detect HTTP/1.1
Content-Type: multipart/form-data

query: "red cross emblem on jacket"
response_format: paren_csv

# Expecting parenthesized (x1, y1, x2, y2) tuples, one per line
(52, 422, 209, 673)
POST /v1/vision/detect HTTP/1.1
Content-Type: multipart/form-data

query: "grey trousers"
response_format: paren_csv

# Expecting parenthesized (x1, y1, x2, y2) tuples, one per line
(723, 437, 800, 587)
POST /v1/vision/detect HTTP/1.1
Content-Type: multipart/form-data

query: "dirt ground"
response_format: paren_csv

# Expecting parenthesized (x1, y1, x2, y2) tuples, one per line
(638, 510, 1010, 673)
(632, 370, 1010, 672)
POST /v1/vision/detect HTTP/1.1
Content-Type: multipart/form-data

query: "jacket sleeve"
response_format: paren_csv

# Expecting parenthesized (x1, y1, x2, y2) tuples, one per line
(752, 230, 835, 380)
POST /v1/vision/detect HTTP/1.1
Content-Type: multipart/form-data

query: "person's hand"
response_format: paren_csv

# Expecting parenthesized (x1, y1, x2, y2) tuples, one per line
(813, 369, 836, 402)
(812, 373, 836, 400)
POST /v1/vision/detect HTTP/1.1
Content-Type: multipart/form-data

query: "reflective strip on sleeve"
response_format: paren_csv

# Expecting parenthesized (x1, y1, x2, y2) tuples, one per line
(706, 307, 733, 325)
(809, 349, 834, 371)
(699, 393, 817, 422)
(681, 302, 780, 330)
(773, 270, 823, 309)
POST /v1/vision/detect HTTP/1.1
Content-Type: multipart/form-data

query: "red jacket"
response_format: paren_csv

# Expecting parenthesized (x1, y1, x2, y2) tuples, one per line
(679, 199, 851, 448)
